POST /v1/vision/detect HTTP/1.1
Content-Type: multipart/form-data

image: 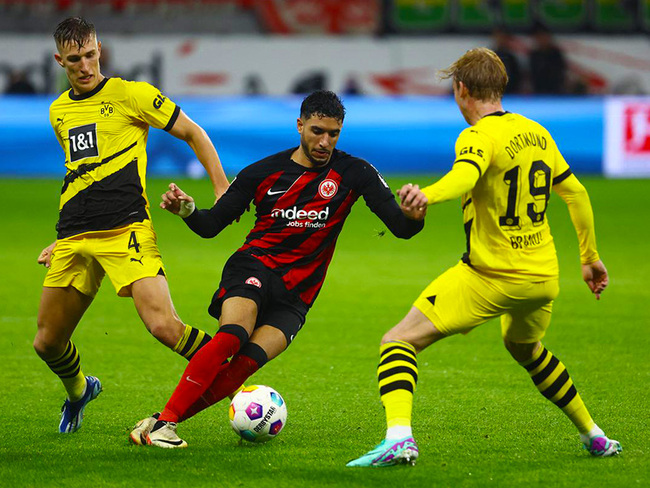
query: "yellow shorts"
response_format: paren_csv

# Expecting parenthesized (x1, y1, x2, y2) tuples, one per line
(44, 221, 165, 298)
(413, 262, 559, 343)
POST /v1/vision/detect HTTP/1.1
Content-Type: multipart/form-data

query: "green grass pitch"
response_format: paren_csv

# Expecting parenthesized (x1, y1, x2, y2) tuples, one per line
(1, 176, 647, 487)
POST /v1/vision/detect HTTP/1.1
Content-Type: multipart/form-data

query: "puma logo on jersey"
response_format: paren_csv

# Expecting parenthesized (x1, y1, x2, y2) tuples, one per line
(130, 257, 144, 265)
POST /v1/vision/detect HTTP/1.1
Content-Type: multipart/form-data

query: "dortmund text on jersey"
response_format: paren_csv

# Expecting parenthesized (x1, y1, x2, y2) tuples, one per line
(454, 112, 573, 281)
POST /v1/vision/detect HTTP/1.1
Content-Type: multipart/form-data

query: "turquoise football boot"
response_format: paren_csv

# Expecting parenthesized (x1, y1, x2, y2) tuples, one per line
(583, 435, 622, 457)
(347, 437, 419, 467)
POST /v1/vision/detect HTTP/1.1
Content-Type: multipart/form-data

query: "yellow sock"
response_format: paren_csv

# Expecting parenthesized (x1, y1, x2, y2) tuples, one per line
(45, 341, 86, 401)
(378, 341, 418, 437)
(520, 344, 595, 434)
(173, 324, 212, 360)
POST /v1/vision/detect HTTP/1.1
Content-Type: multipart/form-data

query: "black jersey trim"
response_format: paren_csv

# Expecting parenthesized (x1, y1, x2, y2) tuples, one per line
(552, 168, 573, 186)
(56, 158, 148, 239)
(61, 141, 138, 194)
(484, 111, 509, 117)
(163, 105, 181, 132)
(68, 77, 110, 101)
(455, 158, 482, 177)
(461, 218, 473, 266)
(461, 198, 473, 211)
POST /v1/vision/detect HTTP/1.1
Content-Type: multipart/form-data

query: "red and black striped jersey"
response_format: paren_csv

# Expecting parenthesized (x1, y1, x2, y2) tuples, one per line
(184, 148, 423, 307)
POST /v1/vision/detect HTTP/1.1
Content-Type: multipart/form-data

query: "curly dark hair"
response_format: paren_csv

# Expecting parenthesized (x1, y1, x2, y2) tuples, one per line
(300, 90, 345, 122)
(53, 17, 96, 50)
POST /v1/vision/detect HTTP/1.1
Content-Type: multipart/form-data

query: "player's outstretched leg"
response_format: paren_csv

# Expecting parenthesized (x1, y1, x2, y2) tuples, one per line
(511, 342, 621, 457)
(348, 340, 419, 467)
(59, 375, 103, 433)
(146, 420, 187, 449)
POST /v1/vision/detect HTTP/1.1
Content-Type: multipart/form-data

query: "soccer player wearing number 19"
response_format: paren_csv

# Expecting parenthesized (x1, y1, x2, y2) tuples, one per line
(348, 48, 621, 467)
(34, 17, 229, 435)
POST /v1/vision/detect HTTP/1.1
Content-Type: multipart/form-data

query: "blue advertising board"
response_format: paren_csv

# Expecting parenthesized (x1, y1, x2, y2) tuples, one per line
(0, 96, 603, 177)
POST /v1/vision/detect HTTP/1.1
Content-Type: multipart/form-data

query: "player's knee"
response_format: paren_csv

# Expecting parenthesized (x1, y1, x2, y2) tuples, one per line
(147, 318, 184, 348)
(504, 340, 539, 363)
(33, 331, 65, 360)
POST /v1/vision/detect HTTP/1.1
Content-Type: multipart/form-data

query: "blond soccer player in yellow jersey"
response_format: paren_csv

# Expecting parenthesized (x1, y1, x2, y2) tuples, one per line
(348, 48, 621, 467)
(33, 17, 231, 435)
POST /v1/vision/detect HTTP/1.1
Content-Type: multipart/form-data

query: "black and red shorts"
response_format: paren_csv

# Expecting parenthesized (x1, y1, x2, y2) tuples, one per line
(208, 253, 308, 345)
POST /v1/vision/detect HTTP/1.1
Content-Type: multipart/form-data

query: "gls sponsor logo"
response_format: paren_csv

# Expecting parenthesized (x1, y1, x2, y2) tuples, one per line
(271, 206, 329, 228)
(153, 93, 167, 109)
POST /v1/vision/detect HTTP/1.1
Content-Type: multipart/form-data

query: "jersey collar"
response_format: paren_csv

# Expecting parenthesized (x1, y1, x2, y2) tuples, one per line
(484, 110, 509, 118)
(68, 77, 110, 101)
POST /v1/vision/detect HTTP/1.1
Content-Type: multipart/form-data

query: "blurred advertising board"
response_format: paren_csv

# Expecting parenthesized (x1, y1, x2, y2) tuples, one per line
(1, 35, 649, 96)
(605, 98, 650, 177)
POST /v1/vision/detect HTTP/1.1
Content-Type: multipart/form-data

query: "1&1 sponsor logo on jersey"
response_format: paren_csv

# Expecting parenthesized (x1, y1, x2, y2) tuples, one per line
(68, 123, 99, 162)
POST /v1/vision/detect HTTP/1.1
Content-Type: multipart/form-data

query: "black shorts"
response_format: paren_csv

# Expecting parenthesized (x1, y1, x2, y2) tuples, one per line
(208, 253, 308, 345)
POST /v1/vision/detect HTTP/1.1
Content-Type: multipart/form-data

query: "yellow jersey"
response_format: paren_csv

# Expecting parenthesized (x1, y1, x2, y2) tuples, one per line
(441, 112, 572, 281)
(49, 77, 180, 238)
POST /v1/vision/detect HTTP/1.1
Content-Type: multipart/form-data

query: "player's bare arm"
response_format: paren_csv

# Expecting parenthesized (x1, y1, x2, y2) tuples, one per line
(37, 241, 56, 268)
(168, 110, 229, 201)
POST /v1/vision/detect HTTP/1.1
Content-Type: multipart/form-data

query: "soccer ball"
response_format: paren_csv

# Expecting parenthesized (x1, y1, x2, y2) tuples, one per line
(229, 385, 287, 443)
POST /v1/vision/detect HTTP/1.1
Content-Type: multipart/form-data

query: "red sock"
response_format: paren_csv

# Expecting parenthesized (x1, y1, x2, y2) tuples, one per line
(159, 326, 247, 422)
(179, 353, 260, 422)
(176, 360, 231, 422)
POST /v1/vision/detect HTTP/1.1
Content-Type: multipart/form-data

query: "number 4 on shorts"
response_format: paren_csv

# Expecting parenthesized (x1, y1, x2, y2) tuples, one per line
(128, 231, 141, 253)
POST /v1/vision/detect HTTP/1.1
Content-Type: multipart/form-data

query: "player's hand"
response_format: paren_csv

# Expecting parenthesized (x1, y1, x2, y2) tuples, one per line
(400, 202, 427, 221)
(160, 182, 195, 217)
(397, 183, 428, 221)
(582, 260, 609, 300)
(37, 242, 56, 268)
(397, 183, 429, 209)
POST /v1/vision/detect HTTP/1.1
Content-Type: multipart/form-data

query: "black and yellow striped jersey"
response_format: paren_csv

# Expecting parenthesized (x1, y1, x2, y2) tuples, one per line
(451, 112, 571, 281)
(49, 77, 180, 238)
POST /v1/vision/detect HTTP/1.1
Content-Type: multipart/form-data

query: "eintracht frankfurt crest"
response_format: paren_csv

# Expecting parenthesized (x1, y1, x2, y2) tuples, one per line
(318, 179, 338, 199)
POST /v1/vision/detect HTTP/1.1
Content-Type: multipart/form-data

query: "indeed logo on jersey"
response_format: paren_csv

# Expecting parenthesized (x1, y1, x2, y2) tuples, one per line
(271, 206, 329, 229)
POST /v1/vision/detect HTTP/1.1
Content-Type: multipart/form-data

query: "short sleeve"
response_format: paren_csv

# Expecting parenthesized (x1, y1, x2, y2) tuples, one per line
(453, 127, 493, 177)
(127, 81, 180, 131)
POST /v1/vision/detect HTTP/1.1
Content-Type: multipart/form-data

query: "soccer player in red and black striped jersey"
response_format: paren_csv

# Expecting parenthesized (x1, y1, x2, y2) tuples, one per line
(135, 90, 426, 448)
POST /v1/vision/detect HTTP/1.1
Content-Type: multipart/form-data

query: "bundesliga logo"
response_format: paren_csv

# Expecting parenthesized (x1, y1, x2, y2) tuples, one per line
(318, 179, 338, 199)
(245, 277, 262, 288)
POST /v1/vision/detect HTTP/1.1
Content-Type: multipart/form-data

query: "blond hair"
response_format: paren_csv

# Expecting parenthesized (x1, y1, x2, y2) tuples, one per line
(438, 47, 508, 102)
